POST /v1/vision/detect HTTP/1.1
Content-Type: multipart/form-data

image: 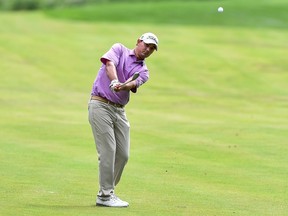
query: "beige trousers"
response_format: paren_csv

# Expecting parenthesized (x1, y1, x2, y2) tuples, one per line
(88, 99, 130, 197)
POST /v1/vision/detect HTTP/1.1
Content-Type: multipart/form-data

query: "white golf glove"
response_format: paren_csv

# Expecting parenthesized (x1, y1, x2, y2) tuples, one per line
(109, 79, 120, 92)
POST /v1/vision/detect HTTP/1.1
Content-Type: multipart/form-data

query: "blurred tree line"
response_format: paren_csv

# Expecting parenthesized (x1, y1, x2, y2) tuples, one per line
(0, 0, 174, 10)
(0, 0, 108, 10)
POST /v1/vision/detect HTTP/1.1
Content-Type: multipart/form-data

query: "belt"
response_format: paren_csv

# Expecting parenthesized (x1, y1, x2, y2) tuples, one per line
(91, 95, 124, 108)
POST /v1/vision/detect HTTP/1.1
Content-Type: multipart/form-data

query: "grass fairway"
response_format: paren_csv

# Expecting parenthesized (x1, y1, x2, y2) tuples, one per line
(1, 1, 288, 215)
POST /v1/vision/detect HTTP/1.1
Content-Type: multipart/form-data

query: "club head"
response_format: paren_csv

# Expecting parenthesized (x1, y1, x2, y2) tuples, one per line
(132, 72, 140, 80)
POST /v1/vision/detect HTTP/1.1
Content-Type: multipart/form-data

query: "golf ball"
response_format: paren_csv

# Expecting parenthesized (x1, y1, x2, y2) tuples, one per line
(218, 7, 224, 13)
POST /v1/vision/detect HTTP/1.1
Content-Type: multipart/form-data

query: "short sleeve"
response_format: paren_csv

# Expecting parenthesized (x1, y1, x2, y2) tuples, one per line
(100, 43, 123, 66)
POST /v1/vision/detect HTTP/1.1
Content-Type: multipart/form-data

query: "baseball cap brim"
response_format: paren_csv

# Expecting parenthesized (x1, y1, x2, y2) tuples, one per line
(142, 39, 158, 50)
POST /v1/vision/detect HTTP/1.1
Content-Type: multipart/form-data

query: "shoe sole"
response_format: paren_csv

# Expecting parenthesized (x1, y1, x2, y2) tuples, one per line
(96, 203, 129, 208)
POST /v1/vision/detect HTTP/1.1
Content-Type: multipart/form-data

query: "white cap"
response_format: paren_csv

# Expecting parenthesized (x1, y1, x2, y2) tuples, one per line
(139, 32, 159, 50)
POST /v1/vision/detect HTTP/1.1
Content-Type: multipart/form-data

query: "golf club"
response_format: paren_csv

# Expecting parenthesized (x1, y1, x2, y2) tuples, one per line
(120, 72, 140, 87)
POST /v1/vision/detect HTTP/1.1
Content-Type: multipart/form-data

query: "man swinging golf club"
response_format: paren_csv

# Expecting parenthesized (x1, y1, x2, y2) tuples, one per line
(88, 32, 159, 207)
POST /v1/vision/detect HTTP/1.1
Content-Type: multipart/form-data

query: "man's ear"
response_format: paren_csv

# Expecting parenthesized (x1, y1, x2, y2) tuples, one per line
(136, 39, 141, 46)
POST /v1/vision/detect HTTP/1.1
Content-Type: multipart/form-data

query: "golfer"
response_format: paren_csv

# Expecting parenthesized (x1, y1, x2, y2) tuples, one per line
(88, 32, 159, 207)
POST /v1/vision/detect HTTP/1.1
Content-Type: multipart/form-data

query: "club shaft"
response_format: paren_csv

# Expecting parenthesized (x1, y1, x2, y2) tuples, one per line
(120, 79, 134, 87)
(120, 73, 139, 87)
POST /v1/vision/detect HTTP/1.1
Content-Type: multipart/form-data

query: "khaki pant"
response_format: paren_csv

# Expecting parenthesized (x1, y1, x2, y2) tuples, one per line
(88, 99, 130, 197)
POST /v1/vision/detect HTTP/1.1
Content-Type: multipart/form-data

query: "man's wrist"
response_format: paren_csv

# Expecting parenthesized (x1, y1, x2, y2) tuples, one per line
(109, 79, 120, 92)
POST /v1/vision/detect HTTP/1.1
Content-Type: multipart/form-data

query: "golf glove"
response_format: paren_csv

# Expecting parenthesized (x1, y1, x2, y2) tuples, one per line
(109, 79, 120, 92)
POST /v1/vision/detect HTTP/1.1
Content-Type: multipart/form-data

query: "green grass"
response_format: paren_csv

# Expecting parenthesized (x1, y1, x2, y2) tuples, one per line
(1, 1, 288, 215)
(44, 0, 288, 29)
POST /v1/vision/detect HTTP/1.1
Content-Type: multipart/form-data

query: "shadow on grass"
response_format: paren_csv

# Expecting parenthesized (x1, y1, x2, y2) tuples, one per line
(26, 204, 130, 209)
(27, 204, 96, 209)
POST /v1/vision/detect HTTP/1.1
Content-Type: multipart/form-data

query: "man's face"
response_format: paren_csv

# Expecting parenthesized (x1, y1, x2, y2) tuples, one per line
(135, 39, 156, 60)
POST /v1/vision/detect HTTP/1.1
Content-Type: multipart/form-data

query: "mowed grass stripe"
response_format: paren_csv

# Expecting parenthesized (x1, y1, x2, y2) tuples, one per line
(44, 0, 288, 29)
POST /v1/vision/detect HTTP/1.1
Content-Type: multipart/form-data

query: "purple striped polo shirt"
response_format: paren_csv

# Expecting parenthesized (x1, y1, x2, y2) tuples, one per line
(91, 43, 149, 106)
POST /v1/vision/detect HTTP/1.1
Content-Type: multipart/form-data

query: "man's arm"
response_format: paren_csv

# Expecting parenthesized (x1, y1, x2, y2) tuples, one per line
(105, 60, 118, 81)
(118, 80, 137, 91)
(105, 60, 136, 92)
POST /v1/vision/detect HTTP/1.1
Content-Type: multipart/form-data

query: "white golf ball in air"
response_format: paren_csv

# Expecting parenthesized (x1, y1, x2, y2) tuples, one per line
(218, 7, 224, 13)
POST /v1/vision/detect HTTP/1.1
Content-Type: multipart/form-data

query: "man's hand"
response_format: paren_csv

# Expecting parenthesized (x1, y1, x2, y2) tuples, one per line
(109, 79, 121, 92)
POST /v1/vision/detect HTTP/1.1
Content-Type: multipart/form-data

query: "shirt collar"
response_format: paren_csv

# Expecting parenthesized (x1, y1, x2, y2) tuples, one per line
(130, 49, 144, 64)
